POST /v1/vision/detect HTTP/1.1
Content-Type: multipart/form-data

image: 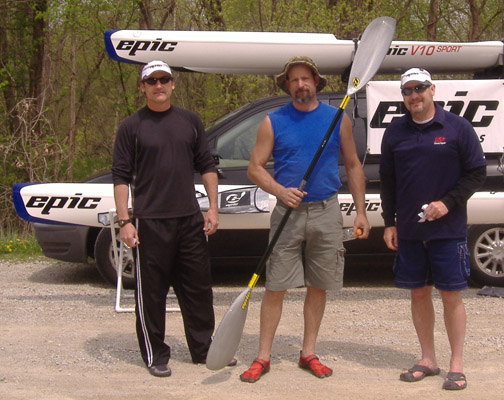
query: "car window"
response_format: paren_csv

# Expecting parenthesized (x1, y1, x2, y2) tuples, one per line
(206, 102, 251, 131)
(216, 108, 277, 164)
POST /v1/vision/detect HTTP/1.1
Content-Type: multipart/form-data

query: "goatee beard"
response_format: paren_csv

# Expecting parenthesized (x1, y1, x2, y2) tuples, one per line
(294, 89, 313, 104)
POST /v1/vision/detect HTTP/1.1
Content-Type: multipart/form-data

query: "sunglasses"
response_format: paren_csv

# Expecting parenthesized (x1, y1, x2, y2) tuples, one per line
(143, 76, 173, 85)
(401, 83, 431, 96)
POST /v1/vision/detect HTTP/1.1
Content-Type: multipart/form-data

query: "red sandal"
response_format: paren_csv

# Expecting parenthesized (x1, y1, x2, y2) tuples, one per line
(298, 352, 333, 378)
(239, 358, 270, 383)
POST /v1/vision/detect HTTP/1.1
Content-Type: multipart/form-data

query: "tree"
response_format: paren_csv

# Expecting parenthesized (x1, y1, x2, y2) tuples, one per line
(2, 0, 504, 235)
(427, 0, 439, 40)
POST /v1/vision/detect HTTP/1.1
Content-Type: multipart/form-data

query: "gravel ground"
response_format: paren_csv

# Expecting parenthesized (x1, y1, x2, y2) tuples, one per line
(0, 257, 503, 400)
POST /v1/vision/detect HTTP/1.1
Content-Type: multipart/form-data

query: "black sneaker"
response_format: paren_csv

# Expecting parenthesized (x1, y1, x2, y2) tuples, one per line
(148, 364, 172, 377)
(227, 358, 238, 367)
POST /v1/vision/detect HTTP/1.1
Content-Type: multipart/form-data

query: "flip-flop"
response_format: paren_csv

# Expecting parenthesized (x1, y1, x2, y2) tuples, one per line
(442, 372, 467, 390)
(399, 364, 441, 382)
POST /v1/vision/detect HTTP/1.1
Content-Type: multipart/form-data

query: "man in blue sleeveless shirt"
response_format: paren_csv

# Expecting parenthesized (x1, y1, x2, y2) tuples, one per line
(380, 68, 486, 390)
(240, 56, 370, 382)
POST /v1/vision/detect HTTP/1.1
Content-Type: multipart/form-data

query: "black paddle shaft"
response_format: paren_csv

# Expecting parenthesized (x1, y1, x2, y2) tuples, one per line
(252, 105, 346, 282)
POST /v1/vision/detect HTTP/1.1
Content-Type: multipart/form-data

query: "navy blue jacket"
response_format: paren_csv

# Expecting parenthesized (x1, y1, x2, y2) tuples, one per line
(380, 103, 486, 240)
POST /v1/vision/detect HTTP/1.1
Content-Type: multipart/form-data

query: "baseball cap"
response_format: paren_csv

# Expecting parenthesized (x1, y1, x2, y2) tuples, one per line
(400, 68, 432, 88)
(275, 56, 327, 94)
(141, 60, 172, 80)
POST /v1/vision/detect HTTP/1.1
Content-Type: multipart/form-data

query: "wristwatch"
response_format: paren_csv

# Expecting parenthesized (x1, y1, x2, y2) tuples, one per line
(118, 219, 131, 228)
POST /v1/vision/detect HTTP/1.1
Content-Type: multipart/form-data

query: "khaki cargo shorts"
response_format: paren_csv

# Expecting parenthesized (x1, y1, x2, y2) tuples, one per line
(266, 193, 345, 291)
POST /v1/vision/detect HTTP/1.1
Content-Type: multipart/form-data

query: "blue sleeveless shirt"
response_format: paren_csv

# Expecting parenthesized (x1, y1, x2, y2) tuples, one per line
(269, 102, 342, 202)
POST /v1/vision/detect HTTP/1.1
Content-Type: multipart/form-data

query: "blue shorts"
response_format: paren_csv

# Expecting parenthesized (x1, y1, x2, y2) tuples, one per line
(393, 239, 470, 291)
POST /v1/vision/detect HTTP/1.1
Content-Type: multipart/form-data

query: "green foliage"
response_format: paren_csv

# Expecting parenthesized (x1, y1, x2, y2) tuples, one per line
(0, 235, 42, 257)
(2, 0, 504, 235)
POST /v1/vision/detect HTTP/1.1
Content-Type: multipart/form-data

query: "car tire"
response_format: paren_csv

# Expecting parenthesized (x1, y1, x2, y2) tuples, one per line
(94, 228, 136, 289)
(468, 225, 504, 287)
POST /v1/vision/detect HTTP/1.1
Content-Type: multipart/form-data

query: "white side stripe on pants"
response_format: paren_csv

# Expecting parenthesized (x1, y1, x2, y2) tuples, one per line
(135, 218, 154, 367)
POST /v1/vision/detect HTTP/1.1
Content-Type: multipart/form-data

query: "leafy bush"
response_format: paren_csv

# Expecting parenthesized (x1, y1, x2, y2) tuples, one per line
(0, 235, 42, 257)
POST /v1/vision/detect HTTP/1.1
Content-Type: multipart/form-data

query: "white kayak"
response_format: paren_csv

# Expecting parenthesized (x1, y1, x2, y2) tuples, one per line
(104, 29, 503, 74)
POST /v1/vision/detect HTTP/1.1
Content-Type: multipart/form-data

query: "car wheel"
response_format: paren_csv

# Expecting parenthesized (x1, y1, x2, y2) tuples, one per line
(468, 225, 504, 287)
(94, 228, 136, 289)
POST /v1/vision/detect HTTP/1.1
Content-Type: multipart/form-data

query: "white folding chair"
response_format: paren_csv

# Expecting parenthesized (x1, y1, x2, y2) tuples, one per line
(109, 209, 180, 313)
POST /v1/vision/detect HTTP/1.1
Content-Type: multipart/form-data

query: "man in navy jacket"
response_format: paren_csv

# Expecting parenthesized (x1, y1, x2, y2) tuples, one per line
(380, 68, 486, 391)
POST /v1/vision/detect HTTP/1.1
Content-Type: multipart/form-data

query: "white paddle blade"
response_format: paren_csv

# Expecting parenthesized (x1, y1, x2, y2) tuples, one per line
(347, 16, 396, 95)
(206, 287, 251, 370)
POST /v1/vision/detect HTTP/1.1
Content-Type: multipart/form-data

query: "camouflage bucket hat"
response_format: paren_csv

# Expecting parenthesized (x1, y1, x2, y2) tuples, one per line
(275, 56, 327, 94)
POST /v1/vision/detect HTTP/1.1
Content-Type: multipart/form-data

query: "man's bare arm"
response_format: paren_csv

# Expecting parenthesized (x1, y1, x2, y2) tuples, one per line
(114, 184, 138, 247)
(201, 171, 219, 235)
(340, 113, 370, 238)
(247, 116, 306, 207)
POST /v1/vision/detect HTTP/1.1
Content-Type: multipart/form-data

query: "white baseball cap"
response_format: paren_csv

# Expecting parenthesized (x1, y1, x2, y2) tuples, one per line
(400, 68, 432, 88)
(141, 60, 172, 80)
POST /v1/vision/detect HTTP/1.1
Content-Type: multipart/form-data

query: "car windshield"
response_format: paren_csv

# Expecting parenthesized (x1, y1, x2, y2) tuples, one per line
(206, 102, 252, 132)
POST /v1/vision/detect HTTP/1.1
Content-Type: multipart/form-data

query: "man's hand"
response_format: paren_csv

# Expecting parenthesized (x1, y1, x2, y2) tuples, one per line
(423, 201, 448, 221)
(204, 208, 219, 236)
(353, 213, 370, 239)
(120, 223, 139, 248)
(277, 187, 307, 208)
(383, 226, 398, 251)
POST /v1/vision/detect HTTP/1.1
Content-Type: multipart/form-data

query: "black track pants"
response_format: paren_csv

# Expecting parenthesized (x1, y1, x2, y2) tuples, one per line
(134, 213, 215, 367)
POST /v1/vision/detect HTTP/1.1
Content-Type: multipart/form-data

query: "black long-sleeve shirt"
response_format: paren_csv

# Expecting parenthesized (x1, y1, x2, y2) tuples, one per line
(112, 105, 216, 219)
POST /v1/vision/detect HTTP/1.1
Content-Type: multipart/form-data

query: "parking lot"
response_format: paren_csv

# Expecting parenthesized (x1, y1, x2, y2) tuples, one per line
(1, 257, 503, 399)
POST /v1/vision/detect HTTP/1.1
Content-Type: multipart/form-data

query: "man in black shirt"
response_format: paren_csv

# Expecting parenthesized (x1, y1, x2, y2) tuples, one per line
(112, 60, 219, 377)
